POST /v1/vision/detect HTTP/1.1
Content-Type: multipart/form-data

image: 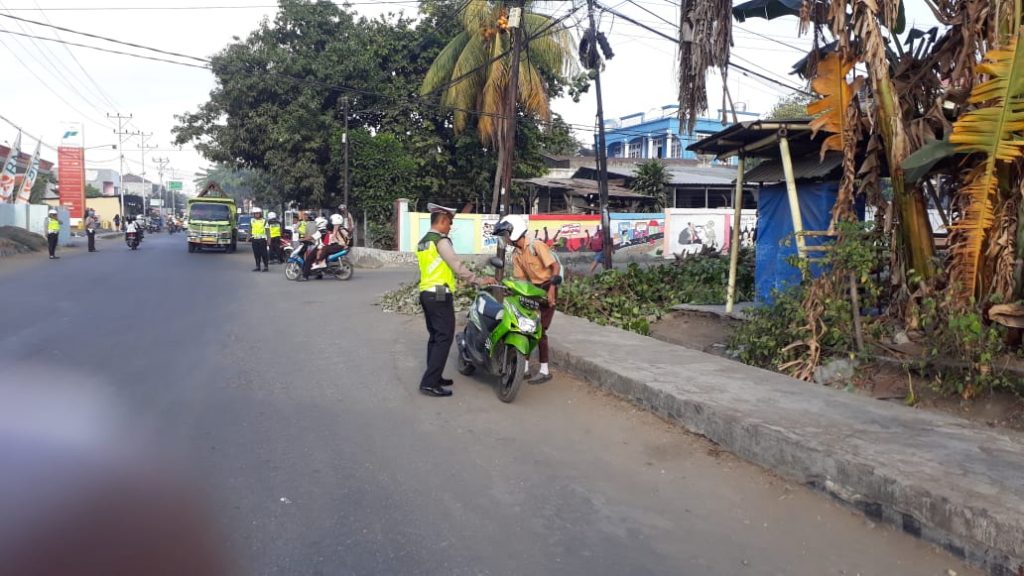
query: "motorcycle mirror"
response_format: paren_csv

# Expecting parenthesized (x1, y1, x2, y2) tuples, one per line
(488, 256, 505, 270)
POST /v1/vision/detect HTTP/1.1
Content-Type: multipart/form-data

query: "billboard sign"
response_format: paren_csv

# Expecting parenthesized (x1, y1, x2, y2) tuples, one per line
(58, 122, 85, 219)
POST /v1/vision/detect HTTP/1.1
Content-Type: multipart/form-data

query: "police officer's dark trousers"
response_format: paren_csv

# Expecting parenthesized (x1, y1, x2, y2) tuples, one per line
(252, 238, 268, 269)
(47, 233, 58, 257)
(87, 230, 96, 251)
(419, 291, 454, 389)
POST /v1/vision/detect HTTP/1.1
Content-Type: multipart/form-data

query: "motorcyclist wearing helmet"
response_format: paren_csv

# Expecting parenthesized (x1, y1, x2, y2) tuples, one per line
(301, 216, 330, 280)
(336, 204, 355, 246)
(494, 214, 562, 385)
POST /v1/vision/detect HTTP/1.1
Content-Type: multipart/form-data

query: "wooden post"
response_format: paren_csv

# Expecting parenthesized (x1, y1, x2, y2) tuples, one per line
(726, 155, 746, 314)
(778, 135, 807, 260)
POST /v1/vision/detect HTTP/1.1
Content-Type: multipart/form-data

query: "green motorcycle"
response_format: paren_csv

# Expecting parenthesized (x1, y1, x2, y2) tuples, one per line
(456, 258, 548, 403)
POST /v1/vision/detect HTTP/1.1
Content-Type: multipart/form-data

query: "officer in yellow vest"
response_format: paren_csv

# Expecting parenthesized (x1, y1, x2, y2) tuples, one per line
(250, 207, 269, 272)
(267, 211, 283, 263)
(46, 208, 61, 260)
(416, 203, 495, 397)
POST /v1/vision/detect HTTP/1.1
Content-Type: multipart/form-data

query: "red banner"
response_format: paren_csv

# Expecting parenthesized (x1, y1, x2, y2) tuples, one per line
(58, 147, 85, 219)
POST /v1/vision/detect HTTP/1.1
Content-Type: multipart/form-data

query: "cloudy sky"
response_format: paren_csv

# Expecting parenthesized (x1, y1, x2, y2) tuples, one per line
(0, 0, 940, 194)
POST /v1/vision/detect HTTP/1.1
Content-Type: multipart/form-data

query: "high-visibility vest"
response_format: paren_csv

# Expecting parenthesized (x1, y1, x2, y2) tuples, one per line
(47, 217, 60, 233)
(268, 223, 281, 238)
(417, 231, 456, 293)
(297, 221, 307, 237)
(251, 218, 267, 239)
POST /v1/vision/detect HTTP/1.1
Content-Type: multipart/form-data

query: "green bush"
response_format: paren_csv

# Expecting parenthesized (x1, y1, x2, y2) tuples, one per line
(559, 250, 754, 335)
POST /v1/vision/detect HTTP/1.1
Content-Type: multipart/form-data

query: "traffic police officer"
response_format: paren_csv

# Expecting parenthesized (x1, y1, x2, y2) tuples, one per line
(416, 203, 494, 397)
(46, 208, 61, 259)
(267, 211, 283, 263)
(250, 207, 269, 272)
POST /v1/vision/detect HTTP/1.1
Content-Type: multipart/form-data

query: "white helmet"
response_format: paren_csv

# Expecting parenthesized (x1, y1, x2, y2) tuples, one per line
(267, 211, 277, 220)
(330, 214, 344, 226)
(252, 207, 263, 215)
(315, 216, 328, 231)
(48, 208, 57, 215)
(495, 214, 528, 242)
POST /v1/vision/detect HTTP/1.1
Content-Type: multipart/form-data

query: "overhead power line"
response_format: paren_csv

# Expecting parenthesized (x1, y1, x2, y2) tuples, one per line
(0, 28, 211, 69)
(593, 1, 813, 96)
(0, 112, 57, 151)
(0, 12, 209, 62)
(0, 1, 422, 10)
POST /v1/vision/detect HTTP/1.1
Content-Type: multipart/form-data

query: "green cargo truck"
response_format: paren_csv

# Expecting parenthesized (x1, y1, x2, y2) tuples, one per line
(186, 186, 237, 253)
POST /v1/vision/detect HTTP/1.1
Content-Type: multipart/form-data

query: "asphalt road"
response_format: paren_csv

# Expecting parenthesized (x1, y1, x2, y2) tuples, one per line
(0, 234, 979, 576)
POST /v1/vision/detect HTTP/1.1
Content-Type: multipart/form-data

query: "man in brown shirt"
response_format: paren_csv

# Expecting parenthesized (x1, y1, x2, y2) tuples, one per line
(499, 214, 561, 384)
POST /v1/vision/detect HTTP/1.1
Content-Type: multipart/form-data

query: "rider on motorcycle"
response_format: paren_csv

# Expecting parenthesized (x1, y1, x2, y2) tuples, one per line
(301, 216, 329, 280)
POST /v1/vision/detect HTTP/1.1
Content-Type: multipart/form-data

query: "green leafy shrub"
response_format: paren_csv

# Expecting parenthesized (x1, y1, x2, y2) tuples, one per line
(559, 250, 754, 335)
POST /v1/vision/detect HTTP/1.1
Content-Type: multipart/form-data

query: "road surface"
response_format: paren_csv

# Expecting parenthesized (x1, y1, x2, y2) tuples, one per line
(0, 233, 978, 575)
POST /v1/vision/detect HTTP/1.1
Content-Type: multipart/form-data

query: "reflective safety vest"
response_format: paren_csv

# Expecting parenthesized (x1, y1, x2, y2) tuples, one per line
(47, 217, 60, 233)
(268, 223, 281, 238)
(251, 218, 267, 239)
(297, 221, 308, 237)
(417, 231, 456, 293)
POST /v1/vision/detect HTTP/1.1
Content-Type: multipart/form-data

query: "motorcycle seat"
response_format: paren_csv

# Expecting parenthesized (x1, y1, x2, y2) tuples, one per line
(476, 293, 504, 331)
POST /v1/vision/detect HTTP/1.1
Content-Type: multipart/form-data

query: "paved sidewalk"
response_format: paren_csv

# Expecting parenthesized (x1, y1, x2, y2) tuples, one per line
(549, 312, 1024, 575)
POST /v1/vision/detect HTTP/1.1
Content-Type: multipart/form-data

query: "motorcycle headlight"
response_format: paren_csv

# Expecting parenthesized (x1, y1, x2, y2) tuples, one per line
(517, 317, 537, 332)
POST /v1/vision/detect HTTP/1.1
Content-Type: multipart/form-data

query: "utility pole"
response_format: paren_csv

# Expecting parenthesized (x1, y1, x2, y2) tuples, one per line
(493, 0, 526, 284)
(108, 112, 134, 223)
(342, 96, 349, 208)
(155, 157, 170, 218)
(586, 0, 613, 270)
(496, 0, 525, 218)
(138, 132, 154, 216)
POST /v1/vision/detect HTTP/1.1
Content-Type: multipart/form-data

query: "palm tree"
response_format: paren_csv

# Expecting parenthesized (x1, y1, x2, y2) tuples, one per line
(421, 1, 576, 212)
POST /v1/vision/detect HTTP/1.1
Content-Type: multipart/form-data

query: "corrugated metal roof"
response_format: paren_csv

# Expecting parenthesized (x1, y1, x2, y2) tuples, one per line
(665, 166, 738, 186)
(743, 151, 843, 183)
(514, 177, 646, 198)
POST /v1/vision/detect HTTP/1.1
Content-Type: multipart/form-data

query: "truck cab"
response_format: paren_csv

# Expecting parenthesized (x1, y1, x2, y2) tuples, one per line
(186, 196, 237, 253)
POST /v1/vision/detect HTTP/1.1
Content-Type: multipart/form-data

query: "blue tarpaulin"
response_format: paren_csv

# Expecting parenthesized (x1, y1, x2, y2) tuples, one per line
(755, 182, 863, 304)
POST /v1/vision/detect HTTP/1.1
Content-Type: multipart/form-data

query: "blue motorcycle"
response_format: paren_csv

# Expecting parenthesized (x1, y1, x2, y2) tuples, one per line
(284, 243, 354, 281)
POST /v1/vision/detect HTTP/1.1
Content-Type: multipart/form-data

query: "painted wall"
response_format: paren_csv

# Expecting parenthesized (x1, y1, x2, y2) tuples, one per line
(397, 204, 667, 255)
(662, 208, 757, 259)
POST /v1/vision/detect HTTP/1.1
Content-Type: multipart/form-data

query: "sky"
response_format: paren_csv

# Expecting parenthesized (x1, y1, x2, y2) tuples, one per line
(0, 0, 941, 195)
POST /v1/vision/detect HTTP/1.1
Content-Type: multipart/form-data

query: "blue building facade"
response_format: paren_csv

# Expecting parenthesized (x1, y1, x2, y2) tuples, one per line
(604, 105, 760, 163)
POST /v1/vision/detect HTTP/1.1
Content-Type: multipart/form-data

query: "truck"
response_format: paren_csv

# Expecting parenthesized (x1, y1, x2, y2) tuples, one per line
(186, 183, 237, 253)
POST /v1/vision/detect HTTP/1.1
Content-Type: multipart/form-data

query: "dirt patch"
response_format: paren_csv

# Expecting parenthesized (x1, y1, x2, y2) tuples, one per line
(0, 226, 46, 257)
(648, 310, 738, 357)
(852, 362, 1024, 431)
(648, 310, 1024, 432)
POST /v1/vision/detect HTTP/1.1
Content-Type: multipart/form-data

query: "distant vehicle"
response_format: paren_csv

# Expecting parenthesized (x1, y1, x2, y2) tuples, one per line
(186, 187, 237, 253)
(237, 215, 252, 242)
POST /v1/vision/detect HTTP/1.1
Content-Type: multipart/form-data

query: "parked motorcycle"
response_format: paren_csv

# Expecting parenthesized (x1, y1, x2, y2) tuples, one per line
(456, 257, 550, 403)
(125, 231, 140, 250)
(283, 243, 354, 281)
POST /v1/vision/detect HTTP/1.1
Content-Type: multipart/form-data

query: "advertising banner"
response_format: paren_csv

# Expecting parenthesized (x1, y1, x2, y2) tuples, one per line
(15, 140, 41, 204)
(0, 131, 22, 203)
(58, 123, 85, 219)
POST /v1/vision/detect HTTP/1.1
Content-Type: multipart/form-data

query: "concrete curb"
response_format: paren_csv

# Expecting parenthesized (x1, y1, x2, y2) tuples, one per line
(549, 312, 1024, 575)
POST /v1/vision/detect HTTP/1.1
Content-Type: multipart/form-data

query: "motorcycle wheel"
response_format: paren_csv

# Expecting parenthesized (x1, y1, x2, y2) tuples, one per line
(495, 345, 524, 403)
(456, 337, 475, 376)
(334, 259, 354, 281)
(284, 261, 302, 281)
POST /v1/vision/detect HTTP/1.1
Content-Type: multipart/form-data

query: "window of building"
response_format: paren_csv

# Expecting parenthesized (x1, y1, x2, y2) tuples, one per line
(670, 137, 681, 158)
(627, 141, 643, 158)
